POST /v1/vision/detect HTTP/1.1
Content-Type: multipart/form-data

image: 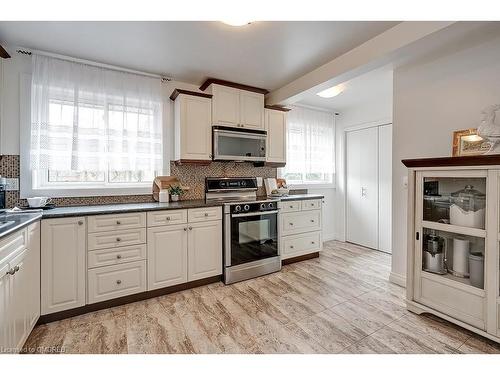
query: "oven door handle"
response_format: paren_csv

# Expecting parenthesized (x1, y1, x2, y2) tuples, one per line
(231, 210, 279, 218)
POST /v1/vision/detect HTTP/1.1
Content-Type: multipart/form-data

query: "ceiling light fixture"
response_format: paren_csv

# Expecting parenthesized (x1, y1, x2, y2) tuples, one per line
(316, 84, 345, 98)
(221, 20, 253, 27)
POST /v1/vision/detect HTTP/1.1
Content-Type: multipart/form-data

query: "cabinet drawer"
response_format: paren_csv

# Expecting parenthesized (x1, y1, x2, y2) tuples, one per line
(87, 260, 146, 304)
(281, 211, 321, 236)
(147, 209, 187, 227)
(280, 201, 301, 213)
(418, 274, 485, 329)
(188, 207, 222, 223)
(0, 229, 27, 265)
(88, 244, 146, 269)
(281, 231, 322, 260)
(301, 199, 322, 211)
(87, 228, 146, 251)
(87, 212, 146, 233)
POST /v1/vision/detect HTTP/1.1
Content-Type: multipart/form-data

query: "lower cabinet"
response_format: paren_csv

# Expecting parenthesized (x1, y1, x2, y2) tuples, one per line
(41, 217, 86, 315)
(188, 221, 222, 281)
(147, 224, 188, 290)
(88, 260, 146, 304)
(0, 222, 40, 353)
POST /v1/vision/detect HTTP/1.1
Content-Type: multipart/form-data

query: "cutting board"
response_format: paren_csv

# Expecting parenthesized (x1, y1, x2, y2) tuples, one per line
(152, 176, 189, 202)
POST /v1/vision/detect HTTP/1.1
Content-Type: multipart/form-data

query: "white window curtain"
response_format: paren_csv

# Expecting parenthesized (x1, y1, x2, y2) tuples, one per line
(281, 105, 335, 185)
(30, 54, 163, 183)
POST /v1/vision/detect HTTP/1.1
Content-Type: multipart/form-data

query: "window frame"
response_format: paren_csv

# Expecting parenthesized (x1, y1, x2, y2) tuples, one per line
(278, 106, 336, 189)
(20, 73, 167, 199)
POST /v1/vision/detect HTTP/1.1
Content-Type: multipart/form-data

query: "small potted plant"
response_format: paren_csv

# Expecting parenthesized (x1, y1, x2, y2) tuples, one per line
(168, 185, 184, 202)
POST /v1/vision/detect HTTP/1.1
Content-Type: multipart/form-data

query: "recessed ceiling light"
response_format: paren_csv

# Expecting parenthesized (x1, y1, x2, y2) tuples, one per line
(316, 84, 345, 98)
(221, 20, 253, 27)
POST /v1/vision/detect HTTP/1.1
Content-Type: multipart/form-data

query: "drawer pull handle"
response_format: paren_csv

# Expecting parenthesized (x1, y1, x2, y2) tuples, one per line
(204, 213, 209, 217)
(311, 241, 315, 244)
(310, 220, 315, 223)
(116, 221, 121, 225)
(289, 223, 294, 226)
(116, 238, 121, 242)
(184, 227, 187, 231)
(289, 205, 293, 208)
(6, 268, 15, 276)
(116, 280, 122, 285)
(189, 226, 193, 230)
(116, 254, 122, 259)
(290, 245, 294, 249)
(166, 217, 171, 221)
(78, 221, 84, 226)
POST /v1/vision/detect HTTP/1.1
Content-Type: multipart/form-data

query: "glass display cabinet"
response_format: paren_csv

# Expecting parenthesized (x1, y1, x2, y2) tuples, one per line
(403, 156, 500, 344)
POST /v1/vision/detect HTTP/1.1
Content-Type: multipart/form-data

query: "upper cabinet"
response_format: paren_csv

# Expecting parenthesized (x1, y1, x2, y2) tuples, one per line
(201, 79, 267, 130)
(265, 107, 288, 165)
(171, 89, 213, 163)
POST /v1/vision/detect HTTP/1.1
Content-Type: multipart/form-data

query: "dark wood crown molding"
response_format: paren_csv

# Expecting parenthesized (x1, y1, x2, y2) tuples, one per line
(402, 155, 500, 168)
(265, 105, 291, 112)
(199, 78, 269, 95)
(169, 89, 213, 101)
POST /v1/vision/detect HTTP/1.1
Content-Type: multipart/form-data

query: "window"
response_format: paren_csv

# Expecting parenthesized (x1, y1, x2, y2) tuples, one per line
(23, 54, 164, 197)
(280, 106, 335, 186)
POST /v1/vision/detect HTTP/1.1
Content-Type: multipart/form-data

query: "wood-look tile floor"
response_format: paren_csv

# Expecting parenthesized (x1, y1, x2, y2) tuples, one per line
(24, 241, 500, 354)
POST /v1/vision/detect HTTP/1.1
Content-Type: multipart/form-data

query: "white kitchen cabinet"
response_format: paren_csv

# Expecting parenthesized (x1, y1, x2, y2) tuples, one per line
(41, 217, 86, 315)
(0, 222, 40, 353)
(404, 156, 500, 344)
(279, 198, 323, 260)
(240, 91, 265, 129)
(265, 108, 287, 164)
(147, 224, 188, 290)
(172, 90, 213, 162)
(188, 221, 222, 281)
(207, 84, 264, 130)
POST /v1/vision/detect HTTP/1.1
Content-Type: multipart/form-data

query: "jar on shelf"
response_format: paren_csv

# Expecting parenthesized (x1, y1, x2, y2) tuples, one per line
(449, 185, 486, 229)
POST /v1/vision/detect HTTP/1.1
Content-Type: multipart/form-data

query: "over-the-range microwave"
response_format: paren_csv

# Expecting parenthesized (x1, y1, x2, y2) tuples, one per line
(212, 126, 267, 162)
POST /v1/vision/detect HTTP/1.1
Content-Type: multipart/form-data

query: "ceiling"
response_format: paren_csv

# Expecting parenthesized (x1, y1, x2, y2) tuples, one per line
(0, 21, 398, 90)
(297, 66, 393, 111)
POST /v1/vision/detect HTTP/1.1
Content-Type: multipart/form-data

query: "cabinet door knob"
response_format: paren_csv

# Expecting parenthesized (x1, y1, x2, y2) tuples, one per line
(310, 220, 315, 223)
(289, 205, 293, 208)
(290, 245, 294, 249)
(289, 223, 294, 226)
(184, 227, 187, 231)
(6, 268, 15, 276)
(189, 226, 193, 230)
(78, 221, 84, 225)
(204, 212, 209, 217)
(116, 220, 121, 225)
(311, 241, 315, 245)
(116, 280, 122, 285)
(116, 237, 121, 242)
(166, 216, 171, 221)
(116, 254, 122, 259)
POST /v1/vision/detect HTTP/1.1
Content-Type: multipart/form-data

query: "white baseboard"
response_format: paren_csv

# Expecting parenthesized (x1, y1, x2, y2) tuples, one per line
(322, 233, 336, 242)
(389, 272, 406, 287)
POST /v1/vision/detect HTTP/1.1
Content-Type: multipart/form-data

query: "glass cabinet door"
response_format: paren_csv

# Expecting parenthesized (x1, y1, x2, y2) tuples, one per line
(417, 172, 487, 291)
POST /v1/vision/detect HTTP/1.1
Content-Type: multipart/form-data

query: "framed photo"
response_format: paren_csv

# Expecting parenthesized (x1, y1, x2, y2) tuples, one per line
(452, 128, 491, 156)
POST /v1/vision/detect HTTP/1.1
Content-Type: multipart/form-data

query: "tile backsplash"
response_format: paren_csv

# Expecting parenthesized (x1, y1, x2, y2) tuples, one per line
(0, 155, 276, 208)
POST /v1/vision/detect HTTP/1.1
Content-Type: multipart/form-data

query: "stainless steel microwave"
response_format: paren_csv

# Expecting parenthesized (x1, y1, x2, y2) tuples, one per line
(212, 126, 267, 162)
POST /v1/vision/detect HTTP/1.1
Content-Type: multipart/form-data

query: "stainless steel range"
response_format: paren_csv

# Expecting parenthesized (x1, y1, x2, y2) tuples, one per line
(205, 177, 281, 284)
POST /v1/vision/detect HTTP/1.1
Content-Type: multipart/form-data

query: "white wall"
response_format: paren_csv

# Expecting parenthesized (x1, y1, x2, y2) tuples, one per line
(334, 86, 393, 242)
(392, 34, 500, 281)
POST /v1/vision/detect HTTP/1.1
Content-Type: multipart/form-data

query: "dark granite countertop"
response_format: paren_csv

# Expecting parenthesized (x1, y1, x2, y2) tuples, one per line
(0, 212, 43, 240)
(0, 194, 325, 225)
(278, 194, 324, 201)
(41, 200, 222, 219)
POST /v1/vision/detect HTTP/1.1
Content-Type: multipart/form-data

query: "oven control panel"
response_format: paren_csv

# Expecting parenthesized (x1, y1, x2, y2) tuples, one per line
(231, 201, 277, 214)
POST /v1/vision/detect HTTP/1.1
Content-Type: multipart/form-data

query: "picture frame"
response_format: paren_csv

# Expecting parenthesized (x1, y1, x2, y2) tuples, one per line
(452, 128, 492, 157)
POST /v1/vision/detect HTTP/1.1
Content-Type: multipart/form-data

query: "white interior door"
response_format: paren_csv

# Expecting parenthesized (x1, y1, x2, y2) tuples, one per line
(346, 126, 379, 249)
(378, 124, 392, 253)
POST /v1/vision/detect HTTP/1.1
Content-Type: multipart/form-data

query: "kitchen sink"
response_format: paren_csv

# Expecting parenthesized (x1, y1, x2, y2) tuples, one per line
(0, 221, 15, 230)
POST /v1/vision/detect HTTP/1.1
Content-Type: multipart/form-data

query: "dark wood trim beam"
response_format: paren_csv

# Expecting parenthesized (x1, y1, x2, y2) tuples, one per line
(174, 159, 212, 166)
(264, 162, 286, 168)
(199, 78, 269, 95)
(37, 275, 222, 324)
(170, 89, 213, 101)
(402, 155, 500, 168)
(265, 105, 291, 112)
(282, 252, 319, 265)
